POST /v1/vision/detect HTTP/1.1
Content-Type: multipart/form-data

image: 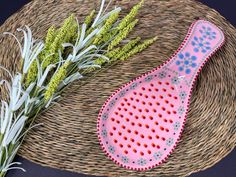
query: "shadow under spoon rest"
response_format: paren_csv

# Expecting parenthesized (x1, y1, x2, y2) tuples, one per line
(97, 20, 225, 171)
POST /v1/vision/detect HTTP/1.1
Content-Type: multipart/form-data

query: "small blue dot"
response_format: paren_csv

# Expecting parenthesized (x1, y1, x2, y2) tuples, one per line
(185, 52, 190, 57)
(179, 67, 184, 71)
(194, 48, 199, 52)
(178, 53, 184, 59)
(176, 61, 181, 65)
(185, 69, 191, 74)
(191, 63, 197, 68)
(191, 56, 197, 60)
(202, 49, 206, 53)
(199, 43, 203, 47)
(184, 60, 189, 65)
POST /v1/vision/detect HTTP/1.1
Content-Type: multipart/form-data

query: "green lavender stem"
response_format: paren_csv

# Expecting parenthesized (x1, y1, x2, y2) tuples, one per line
(116, 0, 144, 31)
(93, 12, 119, 45)
(44, 61, 71, 101)
(84, 10, 96, 27)
(108, 19, 139, 50)
(121, 36, 158, 60)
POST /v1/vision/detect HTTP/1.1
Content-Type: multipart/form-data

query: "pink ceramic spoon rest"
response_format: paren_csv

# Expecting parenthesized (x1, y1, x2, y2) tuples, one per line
(97, 20, 225, 171)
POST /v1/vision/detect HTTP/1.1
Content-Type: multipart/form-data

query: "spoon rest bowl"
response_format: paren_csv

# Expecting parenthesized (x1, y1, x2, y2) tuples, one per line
(97, 20, 225, 171)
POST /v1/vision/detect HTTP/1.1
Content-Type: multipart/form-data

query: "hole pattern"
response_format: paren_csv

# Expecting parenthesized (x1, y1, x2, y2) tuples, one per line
(104, 77, 181, 162)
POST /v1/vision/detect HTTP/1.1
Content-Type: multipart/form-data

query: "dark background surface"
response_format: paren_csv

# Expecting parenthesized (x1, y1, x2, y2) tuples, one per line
(0, 0, 235, 177)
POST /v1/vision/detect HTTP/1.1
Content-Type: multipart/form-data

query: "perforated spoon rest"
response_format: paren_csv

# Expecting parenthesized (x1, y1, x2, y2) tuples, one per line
(97, 20, 225, 171)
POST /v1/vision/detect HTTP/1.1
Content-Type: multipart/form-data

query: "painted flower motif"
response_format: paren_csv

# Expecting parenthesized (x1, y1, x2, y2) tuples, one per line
(108, 99, 116, 108)
(101, 129, 107, 137)
(130, 82, 138, 90)
(173, 121, 181, 131)
(108, 146, 115, 154)
(158, 71, 167, 79)
(199, 26, 216, 40)
(153, 151, 163, 160)
(166, 137, 174, 147)
(137, 158, 147, 166)
(179, 91, 187, 100)
(118, 90, 126, 97)
(177, 106, 185, 115)
(171, 76, 180, 85)
(191, 36, 211, 53)
(176, 52, 197, 74)
(102, 113, 109, 121)
(145, 75, 153, 82)
(121, 156, 129, 163)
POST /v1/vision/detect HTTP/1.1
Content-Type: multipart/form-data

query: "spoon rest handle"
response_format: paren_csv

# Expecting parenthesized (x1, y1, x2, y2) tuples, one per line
(160, 20, 225, 87)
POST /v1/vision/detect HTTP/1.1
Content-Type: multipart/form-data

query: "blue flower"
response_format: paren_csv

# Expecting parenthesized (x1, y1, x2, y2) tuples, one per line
(108, 99, 116, 108)
(145, 75, 153, 82)
(158, 71, 167, 79)
(101, 130, 107, 137)
(108, 146, 115, 154)
(166, 137, 174, 147)
(179, 91, 187, 100)
(177, 106, 185, 115)
(191, 36, 211, 53)
(176, 52, 197, 74)
(130, 82, 138, 90)
(121, 156, 129, 163)
(102, 113, 109, 120)
(118, 90, 126, 97)
(173, 121, 181, 131)
(137, 158, 147, 166)
(153, 151, 163, 160)
(199, 26, 216, 40)
(171, 76, 180, 85)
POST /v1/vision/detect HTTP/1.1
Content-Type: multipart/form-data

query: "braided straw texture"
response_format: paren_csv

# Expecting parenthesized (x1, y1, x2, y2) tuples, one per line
(0, 0, 235, 176)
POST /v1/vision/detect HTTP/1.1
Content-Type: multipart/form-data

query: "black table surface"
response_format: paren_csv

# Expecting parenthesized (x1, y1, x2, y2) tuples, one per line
(0, 0, 235, 177)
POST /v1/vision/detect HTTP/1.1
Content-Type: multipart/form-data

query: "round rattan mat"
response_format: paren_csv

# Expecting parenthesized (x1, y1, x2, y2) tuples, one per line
(0, 0, 235, 176)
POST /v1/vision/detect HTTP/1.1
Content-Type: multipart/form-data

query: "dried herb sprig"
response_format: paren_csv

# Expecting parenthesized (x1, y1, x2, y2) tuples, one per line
(25, 14, 78, 87)
(120, 36, 158, 60)
(117, 0, 144, 31)
(84, 10, 96, 27)
(93, 11, 120, 45)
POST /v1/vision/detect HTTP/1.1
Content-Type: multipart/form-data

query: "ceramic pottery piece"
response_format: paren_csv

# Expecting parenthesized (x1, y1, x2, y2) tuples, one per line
(97, 20, 225, 171)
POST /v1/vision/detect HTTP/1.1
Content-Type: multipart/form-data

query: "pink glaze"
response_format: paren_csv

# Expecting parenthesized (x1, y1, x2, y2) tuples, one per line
(97, 20, 225, 171)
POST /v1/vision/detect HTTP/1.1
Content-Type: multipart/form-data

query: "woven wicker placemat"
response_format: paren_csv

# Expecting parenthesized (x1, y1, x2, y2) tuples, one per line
(0, 0, 235, 177)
